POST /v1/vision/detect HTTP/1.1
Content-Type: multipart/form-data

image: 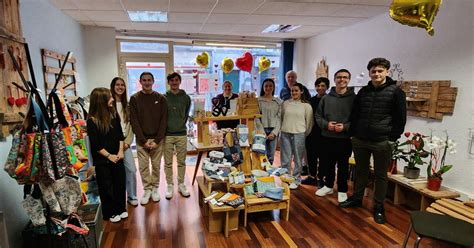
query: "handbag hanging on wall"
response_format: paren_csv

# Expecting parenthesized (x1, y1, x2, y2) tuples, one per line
(222, 131, 244, 167)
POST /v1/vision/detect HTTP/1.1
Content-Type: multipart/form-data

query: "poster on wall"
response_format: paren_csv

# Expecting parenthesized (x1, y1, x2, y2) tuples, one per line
(181, 74, 197, 94)
(198, 74, 210, 94)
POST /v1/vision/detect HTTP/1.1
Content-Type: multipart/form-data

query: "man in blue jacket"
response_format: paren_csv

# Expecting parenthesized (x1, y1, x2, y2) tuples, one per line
(340, 58, 407, 225)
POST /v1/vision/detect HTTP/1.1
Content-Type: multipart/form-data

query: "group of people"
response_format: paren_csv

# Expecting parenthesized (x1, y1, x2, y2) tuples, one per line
(87, 56, 406, 225)
(257, 58, 406, 224)
(87, 72, 191, 223)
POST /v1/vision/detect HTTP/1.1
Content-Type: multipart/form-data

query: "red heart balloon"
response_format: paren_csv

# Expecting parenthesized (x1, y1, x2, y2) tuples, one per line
(235, 52, 253, 72)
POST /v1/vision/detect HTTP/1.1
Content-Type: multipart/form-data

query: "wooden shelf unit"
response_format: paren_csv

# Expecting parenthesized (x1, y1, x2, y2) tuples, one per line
(401, 80, 457, 120)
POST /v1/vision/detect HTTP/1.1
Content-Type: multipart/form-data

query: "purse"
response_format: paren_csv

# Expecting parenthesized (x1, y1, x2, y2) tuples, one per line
(222, 132, 243, 167)
(4, 130, 25, 179)
(48, 92, 80, 173)
(22, 185, 46, 226)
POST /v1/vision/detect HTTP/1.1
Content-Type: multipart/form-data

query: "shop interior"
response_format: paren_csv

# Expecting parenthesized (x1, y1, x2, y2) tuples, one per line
(0, 0, 473, 247)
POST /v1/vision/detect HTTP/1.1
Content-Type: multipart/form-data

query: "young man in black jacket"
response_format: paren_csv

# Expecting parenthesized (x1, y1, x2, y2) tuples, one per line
(340, 58, 407, 225)
(301, 77, 329, 186)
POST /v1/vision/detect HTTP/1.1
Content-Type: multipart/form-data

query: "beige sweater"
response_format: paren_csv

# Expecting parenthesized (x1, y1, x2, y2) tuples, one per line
(281, 99, 314, 136)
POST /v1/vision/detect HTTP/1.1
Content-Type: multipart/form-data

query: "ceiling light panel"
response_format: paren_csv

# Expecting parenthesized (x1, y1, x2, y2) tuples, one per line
(128, 11, 168, 22)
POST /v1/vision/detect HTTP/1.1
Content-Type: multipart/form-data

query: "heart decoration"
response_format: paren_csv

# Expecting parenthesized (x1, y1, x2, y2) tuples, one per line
(15, 87, 22, 107)
(258, 56, 271, 73)
(196, 52, 209, 68)
(7, 85, 15, 106)
(235, 52, 253, 72)
(221, 57, 234, 74)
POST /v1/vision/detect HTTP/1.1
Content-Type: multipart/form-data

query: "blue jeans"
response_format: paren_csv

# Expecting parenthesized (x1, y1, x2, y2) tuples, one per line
(280, 132, 306, 183)
(123, 148, 137, 200)
(264, 128, 278, 164)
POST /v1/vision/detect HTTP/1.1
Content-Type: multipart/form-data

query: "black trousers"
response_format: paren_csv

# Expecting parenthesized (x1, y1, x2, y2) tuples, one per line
(95, 160, 126, 219)
(305, 134, 323, 178)
(351, 137, 392, 205)
(319, 137, 352, 192)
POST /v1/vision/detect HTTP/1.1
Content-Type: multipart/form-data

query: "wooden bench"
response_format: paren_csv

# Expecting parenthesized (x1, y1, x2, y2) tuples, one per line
(426, 198, 474, 224)
(366, 167, 460, 210)
(197, 176, 244, 237)
(242, 182, 290, 227)
(385, 174, 460, 210)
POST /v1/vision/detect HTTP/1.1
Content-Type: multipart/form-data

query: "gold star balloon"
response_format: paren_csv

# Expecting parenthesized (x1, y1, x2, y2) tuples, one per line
(389, 0, 442, 36)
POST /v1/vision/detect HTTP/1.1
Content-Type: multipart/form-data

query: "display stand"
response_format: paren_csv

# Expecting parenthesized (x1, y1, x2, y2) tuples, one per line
(242, 181, 290, 227)
(197, 176, 244, 237)
(191, 114, 262, 185)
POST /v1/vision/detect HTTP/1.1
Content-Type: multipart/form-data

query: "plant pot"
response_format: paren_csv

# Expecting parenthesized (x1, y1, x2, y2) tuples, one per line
(427, 177, 442, 191)
(388, 160, 397, 174)
(403, 166, 420, 179)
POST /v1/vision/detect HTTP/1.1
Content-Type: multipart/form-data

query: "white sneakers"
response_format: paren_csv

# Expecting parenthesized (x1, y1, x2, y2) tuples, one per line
(338, 192, 348, 203)
(166, 184, 173, 200)
(178, 183, 190, 197)
(140, 190, 152, 205)
(315, 186, 334, 196)
(289, 182, 299, 190)
(315, 186, 348, 202)
(151, 188, 160, 202)
(120, 212, 128, 219)
(127, 199, 138, 206)
(110, 215, 121, 223)
(110, 212, 128, 223)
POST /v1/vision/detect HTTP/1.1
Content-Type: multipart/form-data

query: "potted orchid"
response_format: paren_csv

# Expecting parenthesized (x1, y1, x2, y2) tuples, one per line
(393, 132, 430, 179)
(425, 132, 456, 191)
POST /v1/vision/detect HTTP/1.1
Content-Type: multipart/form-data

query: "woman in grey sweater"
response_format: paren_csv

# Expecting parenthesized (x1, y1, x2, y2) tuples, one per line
(258, 78, 282, 164)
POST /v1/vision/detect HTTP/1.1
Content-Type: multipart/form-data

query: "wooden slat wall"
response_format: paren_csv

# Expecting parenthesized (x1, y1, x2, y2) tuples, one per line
(401, 80, 457, 120)
(0, 0, 28, 139)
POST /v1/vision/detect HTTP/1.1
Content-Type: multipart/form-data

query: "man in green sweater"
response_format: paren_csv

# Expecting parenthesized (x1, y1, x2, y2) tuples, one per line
(164, 72, 192, 199)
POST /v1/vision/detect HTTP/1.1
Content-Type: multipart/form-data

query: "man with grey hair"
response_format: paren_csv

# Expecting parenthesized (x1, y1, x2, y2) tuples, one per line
(279, 70, 311, 101)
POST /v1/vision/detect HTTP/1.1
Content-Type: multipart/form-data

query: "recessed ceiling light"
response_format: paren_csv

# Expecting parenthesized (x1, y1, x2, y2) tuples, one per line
(262, 24, 302, 33)
(127, 11, 168, 23)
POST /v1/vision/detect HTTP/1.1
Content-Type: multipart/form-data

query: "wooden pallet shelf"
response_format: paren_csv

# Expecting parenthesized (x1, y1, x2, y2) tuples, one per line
(401, 80, 457, 120)
(41, 48, 78, 97)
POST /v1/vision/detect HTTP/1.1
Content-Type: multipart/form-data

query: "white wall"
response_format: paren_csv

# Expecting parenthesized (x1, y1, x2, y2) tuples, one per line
(83, 26, 118, 95)
(293, 38, 306, 80)
(301, 0, 474, 198)
(0, 1, 87, 247)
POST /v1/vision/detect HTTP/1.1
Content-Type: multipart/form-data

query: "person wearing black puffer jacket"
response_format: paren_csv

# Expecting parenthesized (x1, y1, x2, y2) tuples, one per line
(339, 58, 407, 225)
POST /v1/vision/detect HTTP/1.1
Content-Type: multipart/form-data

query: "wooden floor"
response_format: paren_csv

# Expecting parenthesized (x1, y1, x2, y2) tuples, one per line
(100, 154, 453, 248)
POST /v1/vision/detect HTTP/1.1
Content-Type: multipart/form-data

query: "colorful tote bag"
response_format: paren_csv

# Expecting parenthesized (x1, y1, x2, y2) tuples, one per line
(222, 132, 244, 167)
(4, 130, 26, 179)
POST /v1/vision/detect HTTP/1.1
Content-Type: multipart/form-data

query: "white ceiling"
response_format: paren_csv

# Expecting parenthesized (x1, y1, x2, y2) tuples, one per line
(49, 0, 392, 40)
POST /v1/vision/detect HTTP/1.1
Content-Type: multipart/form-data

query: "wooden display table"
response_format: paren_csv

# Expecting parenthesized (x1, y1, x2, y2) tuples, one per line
(190, 139, 223, 185)
(385, 173, 460, 210)
(197, 176, 244, 237)
(194, 114, 262, 146)
(242, 182, 290, 227)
